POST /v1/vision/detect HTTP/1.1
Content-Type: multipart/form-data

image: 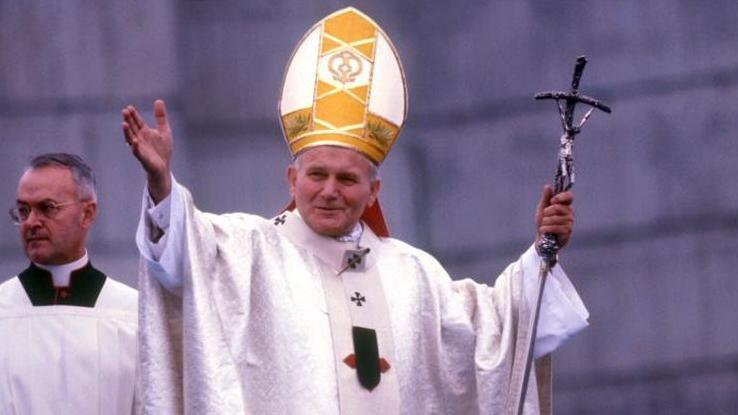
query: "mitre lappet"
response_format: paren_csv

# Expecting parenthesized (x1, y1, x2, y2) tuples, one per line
(279, 6, 408, 237)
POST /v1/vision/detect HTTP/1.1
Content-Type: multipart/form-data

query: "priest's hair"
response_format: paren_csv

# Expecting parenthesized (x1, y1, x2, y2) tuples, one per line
(27, 153, 98, 202)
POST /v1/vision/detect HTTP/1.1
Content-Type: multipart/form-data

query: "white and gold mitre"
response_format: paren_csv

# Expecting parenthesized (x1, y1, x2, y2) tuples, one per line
(279, 7, 408, 165)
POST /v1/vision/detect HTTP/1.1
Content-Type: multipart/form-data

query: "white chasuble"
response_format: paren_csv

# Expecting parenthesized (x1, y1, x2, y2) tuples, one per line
(0, 267, 138, 415)
(136, 179, 589, 414)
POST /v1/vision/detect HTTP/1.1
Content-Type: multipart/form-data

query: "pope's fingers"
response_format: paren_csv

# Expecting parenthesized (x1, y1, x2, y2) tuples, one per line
(543, 204, 574, 218)
(153, 100, 169, 131)
(127, 105, 146, 132)
(541, 207, 573, 219)
(540, 210, 574, 225)
(540, 216, 573, 228)
(537, 185, 554, 210)
(122, 109, 140, 136)
(551, 191, 574, 205)
(121, 122, 135, 145)
(122, 123, 147, 159)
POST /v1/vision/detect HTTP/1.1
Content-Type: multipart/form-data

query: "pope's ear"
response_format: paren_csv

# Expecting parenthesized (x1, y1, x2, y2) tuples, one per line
(286, 165, 297, 196)
(368, 179, 381, 207)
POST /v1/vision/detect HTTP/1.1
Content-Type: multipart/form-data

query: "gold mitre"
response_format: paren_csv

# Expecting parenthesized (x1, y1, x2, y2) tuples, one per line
(279, 7, 408, 165)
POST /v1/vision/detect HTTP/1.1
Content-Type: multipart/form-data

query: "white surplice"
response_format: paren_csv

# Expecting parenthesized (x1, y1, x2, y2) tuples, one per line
(135, 177, 589, 414)
(0, 273, 138, 415)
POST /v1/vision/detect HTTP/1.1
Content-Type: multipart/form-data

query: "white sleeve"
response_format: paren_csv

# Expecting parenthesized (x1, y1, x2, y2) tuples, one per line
(144, 193, 171, 259)
(519, 245, 589, 358)
(135, 175, 186, 294)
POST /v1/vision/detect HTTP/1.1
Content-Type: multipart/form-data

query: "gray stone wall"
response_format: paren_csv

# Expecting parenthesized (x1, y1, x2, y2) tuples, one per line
(2, 1, 736, 412)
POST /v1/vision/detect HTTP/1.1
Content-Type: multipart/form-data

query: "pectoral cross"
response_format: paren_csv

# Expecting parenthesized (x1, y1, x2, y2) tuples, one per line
(337, 247, 371, 276)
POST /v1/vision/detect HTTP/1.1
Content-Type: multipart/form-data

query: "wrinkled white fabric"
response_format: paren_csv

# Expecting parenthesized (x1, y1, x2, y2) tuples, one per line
(0, 277, 138, 415)
(136, 178, 589, 414)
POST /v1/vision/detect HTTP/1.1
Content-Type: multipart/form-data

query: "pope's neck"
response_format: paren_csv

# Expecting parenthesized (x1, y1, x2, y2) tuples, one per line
(292, 210, 363, 242)
(335, 221, 363, 243)
(34, 251, 89, 287)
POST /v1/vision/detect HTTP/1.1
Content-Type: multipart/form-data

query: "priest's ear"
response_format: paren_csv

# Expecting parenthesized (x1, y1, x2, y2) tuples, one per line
(80, 201, 98, 230)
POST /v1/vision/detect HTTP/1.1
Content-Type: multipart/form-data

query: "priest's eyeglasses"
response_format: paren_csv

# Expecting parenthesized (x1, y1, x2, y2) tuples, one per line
(9, 200, 83, 225)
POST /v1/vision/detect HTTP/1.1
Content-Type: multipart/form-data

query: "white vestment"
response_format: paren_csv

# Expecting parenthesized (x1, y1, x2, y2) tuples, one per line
(136, 178, 588, 414)
(0, 266, 138, 415)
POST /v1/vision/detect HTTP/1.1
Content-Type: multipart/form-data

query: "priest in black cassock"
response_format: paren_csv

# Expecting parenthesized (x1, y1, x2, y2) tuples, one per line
(0, 153, 138, 415)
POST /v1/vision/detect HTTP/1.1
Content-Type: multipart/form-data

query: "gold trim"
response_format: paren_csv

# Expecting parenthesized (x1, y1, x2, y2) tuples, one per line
(291, 134, 386, 164)
(315, 85, 367, 105)
(321, 33, 376, 61)
(362, 27, 378, 145)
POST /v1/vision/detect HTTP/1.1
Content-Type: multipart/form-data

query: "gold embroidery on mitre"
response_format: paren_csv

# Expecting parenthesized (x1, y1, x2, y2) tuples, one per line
(320, 33, 375, 61)
(280, 7, 406, 165)
(320, 37, 342, 55)
(315, 91, 365, 127)
(328, 50, 364, 84)
(324, 10, 375, 48)
(284, 113, 400, 165)
(354, 41, 376, 62)
(282, 109, 313, 140)
(291, 133, 386, 165)
(349, 85, 369, 103)
(366, 113, 399, 150)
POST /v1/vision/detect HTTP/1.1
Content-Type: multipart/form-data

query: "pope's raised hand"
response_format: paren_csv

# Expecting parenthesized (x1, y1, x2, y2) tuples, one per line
(122, 100, 173, 203)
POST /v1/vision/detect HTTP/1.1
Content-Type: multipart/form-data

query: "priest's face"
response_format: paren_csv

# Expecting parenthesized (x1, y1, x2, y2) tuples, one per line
(16, 166, 97, 265)
(288, 146, 381, 237)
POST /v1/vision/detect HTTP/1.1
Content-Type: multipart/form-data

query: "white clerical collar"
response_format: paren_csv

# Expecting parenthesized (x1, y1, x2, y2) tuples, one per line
(34, 251, 89, 287)
(335, 222, 363, 243)
(292, 210, 364, 243)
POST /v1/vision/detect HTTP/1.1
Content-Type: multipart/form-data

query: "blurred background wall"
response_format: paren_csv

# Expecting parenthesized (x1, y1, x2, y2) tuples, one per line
(1, 1, 736, 413)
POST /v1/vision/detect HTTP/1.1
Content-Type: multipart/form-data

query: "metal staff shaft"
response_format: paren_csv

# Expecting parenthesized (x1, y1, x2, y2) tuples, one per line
(515, 256, 554, 414)
(516, 131, 572, 414)
(514, 56, 610, 415)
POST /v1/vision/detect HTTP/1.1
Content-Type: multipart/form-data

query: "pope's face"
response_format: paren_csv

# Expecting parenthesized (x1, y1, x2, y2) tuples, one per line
(16, 166, 96, 265)
(288, 146, 381, 237)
